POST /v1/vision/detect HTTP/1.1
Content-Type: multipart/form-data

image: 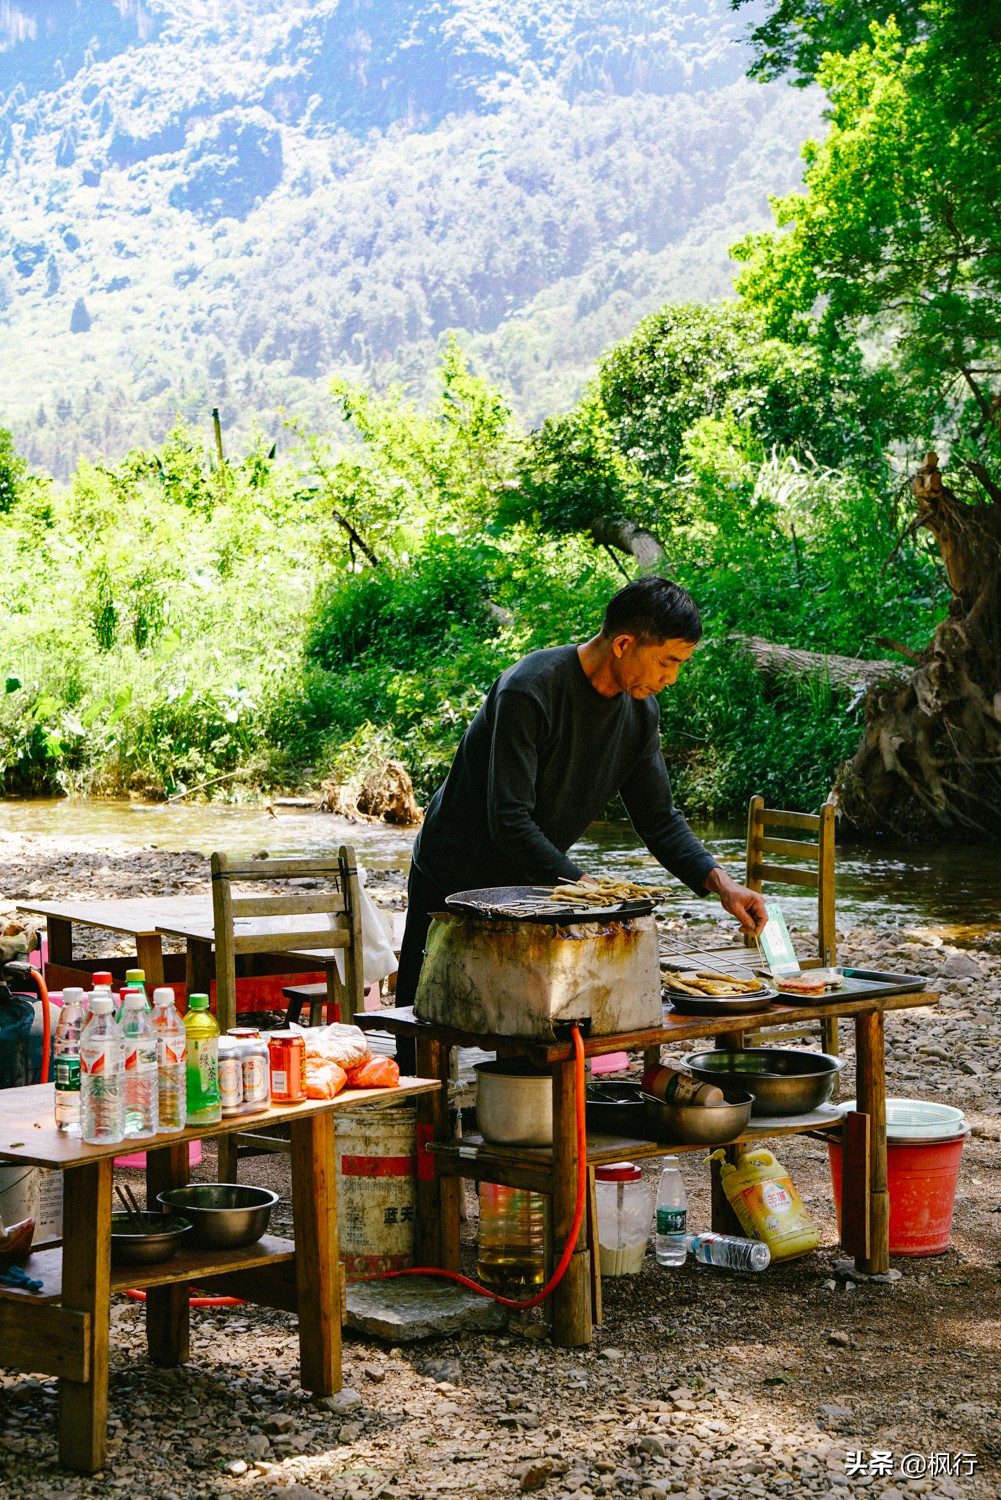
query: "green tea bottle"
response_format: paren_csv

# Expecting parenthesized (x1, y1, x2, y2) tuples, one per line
(184, 994, 221, 1125)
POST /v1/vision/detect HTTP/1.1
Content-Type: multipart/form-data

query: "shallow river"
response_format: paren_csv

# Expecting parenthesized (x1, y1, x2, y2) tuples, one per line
(2, 798, 997, 951)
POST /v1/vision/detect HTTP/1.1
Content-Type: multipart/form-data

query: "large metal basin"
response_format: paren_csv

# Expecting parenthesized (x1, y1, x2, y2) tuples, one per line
(681, 1048, 842, 1117)
(156, 1183, 278, 1248)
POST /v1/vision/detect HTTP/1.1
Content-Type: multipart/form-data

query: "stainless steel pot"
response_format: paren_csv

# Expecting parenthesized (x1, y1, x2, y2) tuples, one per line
(681, 1048, 842, 1117)
(475, 1060, 553, 1147)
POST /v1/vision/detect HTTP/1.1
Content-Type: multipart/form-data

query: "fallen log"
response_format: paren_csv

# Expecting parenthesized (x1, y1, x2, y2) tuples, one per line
(730, 634, 909, 691)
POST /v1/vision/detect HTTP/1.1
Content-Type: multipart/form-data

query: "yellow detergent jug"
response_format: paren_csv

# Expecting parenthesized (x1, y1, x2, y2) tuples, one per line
(707, 1147, 819, 1261)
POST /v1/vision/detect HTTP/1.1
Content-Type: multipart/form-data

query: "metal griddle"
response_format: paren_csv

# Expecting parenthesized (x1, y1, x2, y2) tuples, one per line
(445, 884, 655, 924)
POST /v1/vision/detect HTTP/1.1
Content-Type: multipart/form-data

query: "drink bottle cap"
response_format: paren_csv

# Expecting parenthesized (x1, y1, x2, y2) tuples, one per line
(188, 994, 210, 1010)
(662, 1156, 680, 1166)
(93, 972, 113, 986)
(123, 989, 146, 1008)
(63, 988, 86, 1004)
(125, 970, 145, 983)
(152, 987, 175, 1004)
(88, 995, 113, 1014)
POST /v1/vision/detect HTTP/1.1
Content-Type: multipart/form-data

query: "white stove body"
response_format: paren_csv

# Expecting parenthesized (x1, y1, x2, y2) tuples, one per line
(414, 913, 663, 1039)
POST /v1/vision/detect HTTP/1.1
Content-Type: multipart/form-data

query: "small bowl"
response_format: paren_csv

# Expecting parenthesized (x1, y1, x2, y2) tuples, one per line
(155, 1183, 278, 1249)
(110, 1212, 192, 1267)
(642, 1089, 754, 1144)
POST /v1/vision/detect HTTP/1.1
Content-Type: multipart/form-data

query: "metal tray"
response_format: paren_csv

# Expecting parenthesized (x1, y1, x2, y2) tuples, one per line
(445, 884, 654, 924)
(663, 986, 779, 1017)
(767, 967, 929, 1005)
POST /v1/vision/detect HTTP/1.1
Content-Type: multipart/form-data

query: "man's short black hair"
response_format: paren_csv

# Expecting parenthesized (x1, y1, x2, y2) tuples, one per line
(601, 576, 703, 645)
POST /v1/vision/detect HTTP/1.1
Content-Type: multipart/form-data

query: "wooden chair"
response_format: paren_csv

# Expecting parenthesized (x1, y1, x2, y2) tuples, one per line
(211, 845, 364, 1179)
(744, 794, 838, 1055)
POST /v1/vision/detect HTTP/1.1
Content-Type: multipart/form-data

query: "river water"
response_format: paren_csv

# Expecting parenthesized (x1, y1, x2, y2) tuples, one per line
(2, 798, 997, 951)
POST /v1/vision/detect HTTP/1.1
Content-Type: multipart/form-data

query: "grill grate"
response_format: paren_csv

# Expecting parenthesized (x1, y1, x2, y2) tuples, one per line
(444, 884, 654, 924)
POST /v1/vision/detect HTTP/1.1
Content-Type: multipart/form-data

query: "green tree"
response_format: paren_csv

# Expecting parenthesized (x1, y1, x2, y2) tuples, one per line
(0, 429, 27, 513)
(733, 0, 1001, 838)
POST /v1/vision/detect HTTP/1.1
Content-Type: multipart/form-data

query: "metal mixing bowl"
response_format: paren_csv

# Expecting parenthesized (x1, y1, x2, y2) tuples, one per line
(155, 1184, 278, 1248)
(681, 1048, 842, 1117)
(642, 1089, 754, 1144)
(110, 1212, 192, 1267)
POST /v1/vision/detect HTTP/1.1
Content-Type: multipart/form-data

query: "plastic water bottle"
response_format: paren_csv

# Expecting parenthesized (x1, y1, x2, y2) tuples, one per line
(152, 986, 187, 1134)
(53, 988, 85, 1133)
(184, 994, 221, 1125)
(121, 989, 158, 1138)
(686, 1231, 771, 1272)
(655, 1157, 688, 1267)
(116, 969, 149, 1024)
(80, 995, 125, 1144)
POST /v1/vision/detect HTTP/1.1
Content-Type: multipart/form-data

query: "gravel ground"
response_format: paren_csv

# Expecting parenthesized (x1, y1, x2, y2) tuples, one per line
(1, 829, 999, 1500)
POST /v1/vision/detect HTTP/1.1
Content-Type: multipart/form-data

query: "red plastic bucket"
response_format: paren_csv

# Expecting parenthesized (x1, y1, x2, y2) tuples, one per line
(828, 1134, 966, 1256)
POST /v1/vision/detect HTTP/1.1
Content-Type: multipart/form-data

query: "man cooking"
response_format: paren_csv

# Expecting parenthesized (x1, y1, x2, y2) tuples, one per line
(395, 575, 767, 1012)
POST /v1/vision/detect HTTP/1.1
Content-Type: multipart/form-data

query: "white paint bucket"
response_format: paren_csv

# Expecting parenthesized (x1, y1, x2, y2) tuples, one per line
(335, 1104, 416, 1275)
(0, 1165, 63, 1242)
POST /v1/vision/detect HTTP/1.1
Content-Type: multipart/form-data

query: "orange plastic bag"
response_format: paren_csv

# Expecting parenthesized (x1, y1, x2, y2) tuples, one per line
(304, 1057, 347, 1100)
(346, 1056, 400, 1090)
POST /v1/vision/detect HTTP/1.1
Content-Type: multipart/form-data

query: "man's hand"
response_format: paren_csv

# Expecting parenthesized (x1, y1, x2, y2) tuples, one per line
(703, 866, 768, 935)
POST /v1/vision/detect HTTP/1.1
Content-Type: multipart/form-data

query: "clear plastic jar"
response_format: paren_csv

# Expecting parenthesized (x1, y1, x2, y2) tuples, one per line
(595, 1161, 654, 1276)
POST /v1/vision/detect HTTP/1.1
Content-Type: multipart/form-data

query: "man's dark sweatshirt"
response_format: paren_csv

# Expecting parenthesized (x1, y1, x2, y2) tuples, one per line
(412, 644, 717, 897)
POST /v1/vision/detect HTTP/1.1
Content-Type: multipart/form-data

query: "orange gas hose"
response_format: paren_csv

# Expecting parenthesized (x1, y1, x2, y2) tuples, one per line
(30, 968, 51, 1085)
(350, 1024, 589, 1310)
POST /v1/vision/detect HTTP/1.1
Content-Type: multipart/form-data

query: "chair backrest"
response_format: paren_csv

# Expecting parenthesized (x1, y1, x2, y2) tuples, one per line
(744, 795, 836, 968)
(211, 845, 363, 1035)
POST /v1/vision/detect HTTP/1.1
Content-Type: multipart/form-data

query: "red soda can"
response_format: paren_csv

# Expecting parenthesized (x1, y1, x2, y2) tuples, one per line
(268, 1031, 306, 1103)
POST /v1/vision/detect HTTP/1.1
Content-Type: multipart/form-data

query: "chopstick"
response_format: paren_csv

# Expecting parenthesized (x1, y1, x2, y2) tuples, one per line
(115, 1183, 144, 1220)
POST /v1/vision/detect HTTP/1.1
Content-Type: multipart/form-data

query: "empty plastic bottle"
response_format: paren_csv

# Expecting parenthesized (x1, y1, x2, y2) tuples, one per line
(53, 989, 84, 1133)
(80, 995, 125, 1145)
(686, 1231, 770, 1272)
(151, 987, 187, 1134)
(121, 989, 158, 1138)
(655, 1157, 688, 1267)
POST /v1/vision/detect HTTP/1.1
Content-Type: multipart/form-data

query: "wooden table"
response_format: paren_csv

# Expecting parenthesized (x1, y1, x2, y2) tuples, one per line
(0, 1076, 439, 1473)
(357, 984, 937, 1349)
(17, 896, 209, 991)
(16, 897, 333, 1011)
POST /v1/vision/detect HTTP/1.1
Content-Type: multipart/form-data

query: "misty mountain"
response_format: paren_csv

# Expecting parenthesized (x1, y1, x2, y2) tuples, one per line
(0, 0, 820, 476)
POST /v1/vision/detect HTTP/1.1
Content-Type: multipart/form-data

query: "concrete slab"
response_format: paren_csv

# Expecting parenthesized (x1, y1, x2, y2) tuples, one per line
(345, 1276, 509, 1341)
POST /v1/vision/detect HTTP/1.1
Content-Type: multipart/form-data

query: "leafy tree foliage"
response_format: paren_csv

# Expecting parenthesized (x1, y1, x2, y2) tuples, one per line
(733, 4, 1001, 428)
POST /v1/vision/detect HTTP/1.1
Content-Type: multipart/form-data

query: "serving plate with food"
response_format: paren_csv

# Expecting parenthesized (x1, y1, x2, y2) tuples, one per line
(662, 966, 779, 1016)
(758, 967, 929, 1004)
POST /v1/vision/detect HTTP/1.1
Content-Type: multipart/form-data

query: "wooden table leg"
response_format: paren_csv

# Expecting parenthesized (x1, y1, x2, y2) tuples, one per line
(414, 1032, 459, 1271)
(135, 933, 165, 989)
(59, 1159, 112, 1473)
(290, 1112, 339, 1394)
(550, 1055, 592, 1348)
(145, 1141, 191, 1365)
(855, 1011, 889, 1274)
(46, 915, 74, 967)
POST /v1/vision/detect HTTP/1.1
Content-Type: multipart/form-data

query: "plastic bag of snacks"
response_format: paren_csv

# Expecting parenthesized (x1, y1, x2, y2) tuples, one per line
(304, 1057, 347, 1100)
(298, 1022, 370, 1071)
(345, 1056, 400, 1090)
